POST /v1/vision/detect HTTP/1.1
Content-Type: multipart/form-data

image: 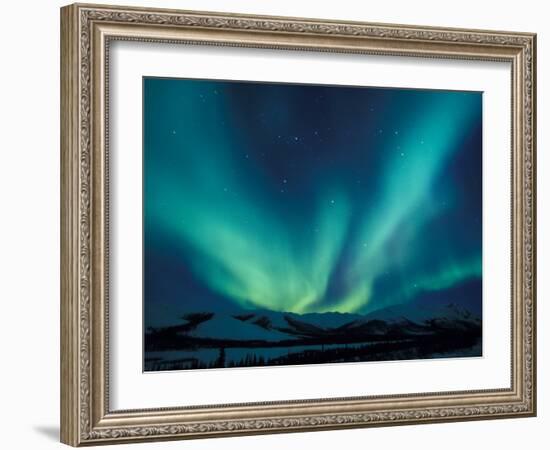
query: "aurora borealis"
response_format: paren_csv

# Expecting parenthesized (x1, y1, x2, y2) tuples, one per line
(143, 77, 482, 325)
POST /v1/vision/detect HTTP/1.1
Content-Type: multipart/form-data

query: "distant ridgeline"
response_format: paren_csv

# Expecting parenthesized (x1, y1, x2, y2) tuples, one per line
(144, 279, 482, 372)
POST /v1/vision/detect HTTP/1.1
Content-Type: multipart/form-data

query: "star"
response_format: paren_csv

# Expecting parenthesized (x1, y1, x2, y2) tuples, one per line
(144, 76, 482, 320)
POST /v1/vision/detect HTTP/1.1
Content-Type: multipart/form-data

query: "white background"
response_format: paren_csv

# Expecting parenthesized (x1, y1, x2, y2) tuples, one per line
(0, 0, 546, 449)
(111, 42, 511, 409)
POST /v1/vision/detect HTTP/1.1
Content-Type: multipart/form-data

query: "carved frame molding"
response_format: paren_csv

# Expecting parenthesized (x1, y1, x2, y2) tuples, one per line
(60, 3, 536, 446)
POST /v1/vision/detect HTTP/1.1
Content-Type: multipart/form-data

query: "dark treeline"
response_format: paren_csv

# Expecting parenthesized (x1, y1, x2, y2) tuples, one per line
(144, 330, 481, 372)
(145, 319, 481, 352)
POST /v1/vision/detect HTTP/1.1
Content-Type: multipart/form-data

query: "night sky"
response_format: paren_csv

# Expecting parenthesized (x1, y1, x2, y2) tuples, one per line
(143, 77, 482, 327)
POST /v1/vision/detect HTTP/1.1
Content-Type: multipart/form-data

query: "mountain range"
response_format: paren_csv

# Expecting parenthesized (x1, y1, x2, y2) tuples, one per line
(145, 280, 481, 349)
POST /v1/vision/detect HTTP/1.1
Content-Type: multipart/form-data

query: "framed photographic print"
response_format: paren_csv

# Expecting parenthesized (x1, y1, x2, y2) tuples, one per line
(60, 3, 537, 446)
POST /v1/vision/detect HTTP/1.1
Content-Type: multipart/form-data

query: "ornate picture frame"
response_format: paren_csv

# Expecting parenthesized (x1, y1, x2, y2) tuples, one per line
(60, 3, 536, 446)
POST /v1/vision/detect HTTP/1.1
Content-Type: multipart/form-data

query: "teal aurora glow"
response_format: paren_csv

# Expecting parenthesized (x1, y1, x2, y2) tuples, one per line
(144, 78, 482, 326)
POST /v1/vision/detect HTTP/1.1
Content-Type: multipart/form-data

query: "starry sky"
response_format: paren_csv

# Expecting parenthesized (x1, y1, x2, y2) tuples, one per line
(143, 77, 482, 325)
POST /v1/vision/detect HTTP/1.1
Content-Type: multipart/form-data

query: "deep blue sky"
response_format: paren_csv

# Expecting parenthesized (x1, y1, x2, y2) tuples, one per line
(144, 77, 482, 327)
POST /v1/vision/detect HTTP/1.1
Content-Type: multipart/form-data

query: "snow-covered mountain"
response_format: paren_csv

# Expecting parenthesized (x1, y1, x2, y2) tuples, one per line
(161, 298, 480, 345)
(232, 310, 364, 333)
(340, 302, 480, 337)
(186, 313, 292, 341)
(175, 310, 360, 342)
(145, 281, 483, 369)
(145, 279, 482, 349)
(352, 301, 479, 327)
